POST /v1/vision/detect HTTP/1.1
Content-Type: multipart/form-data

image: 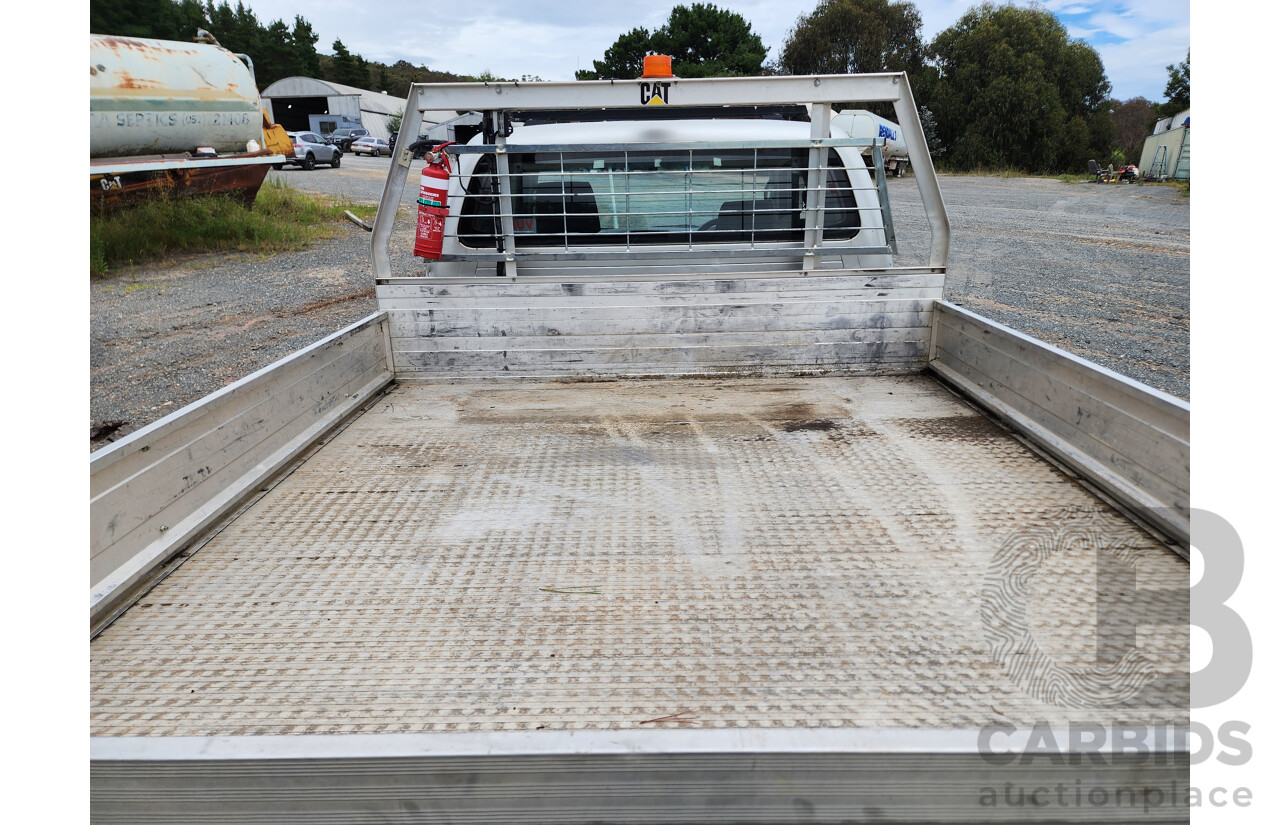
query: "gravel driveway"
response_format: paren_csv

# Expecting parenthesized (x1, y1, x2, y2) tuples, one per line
(891, 175, 1189, 399)
(90, 156, 1189, 450)
(90, 157, 416, 449)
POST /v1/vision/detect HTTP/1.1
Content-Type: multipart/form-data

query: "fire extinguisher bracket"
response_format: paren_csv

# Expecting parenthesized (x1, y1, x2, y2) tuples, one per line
(413, 142, 456, 261)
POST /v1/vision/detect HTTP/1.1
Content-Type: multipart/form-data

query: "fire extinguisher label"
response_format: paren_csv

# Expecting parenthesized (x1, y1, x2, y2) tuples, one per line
(414, 207, 447, 260)
(416, 212, 444, 238)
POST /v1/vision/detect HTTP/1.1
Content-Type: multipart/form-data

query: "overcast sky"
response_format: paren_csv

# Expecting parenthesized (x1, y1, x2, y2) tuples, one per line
(238, 0, 1187, 102)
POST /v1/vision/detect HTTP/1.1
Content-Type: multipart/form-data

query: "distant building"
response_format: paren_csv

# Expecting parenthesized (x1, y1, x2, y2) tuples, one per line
(1138, 108, 1190, 180)
(261, 77, 474, 142)
(262, 77, 396, 138)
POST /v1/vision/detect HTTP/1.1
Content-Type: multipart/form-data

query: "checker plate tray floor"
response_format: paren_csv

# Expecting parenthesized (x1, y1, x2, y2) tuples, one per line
(91, 375, 1188, 736)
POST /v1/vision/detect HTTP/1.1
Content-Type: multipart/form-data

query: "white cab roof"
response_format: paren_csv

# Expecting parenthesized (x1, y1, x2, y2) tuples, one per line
(485, 118, 817, 146)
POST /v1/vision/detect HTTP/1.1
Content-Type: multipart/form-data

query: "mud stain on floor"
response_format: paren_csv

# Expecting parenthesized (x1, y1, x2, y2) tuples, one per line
(895, 413, 1004, 441)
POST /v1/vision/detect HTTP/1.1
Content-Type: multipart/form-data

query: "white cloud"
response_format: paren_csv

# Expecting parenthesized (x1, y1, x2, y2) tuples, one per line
(1096, 22, 1191, 101)
(216, 0, 1188, 99)
(911, 0, 980, 39)
(1086, 10, 1144, 41)
(1038, 0, 1099, 10)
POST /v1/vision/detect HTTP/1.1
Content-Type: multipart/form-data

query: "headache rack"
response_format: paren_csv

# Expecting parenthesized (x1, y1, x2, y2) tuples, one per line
(443, 139, 899, 259)
(372, 74, 947, 279)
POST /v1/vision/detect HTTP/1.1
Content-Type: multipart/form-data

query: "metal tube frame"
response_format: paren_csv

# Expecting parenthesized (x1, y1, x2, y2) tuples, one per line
(802, 103, 830, 271)
(372, 73, 949, 279)
(871, 144, 899, 255)
(436, 143, 877, 256)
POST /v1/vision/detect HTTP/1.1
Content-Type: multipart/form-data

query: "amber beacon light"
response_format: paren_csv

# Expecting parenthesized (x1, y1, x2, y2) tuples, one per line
(641, 54, 674, 78)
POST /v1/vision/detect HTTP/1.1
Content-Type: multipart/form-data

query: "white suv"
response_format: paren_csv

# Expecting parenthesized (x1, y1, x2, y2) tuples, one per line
(284, 132, 341, 170)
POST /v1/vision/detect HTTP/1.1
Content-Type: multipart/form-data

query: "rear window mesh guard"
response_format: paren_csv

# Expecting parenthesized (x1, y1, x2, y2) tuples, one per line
(442, 138, 899, 262)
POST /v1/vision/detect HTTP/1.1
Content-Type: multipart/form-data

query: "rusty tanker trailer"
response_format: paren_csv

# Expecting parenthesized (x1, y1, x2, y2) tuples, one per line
(89, 33, 289, 208)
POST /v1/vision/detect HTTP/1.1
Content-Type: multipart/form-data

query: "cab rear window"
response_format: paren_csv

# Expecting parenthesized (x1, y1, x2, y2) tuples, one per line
(458, 148, 860, 248)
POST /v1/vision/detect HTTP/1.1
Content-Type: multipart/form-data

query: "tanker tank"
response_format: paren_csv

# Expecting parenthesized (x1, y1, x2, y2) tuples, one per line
(830, 109, 911, 176)
(90, 34, 265, 158)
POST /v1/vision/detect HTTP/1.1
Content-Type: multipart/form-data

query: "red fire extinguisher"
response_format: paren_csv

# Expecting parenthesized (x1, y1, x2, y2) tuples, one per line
(414, 141, 455, 260)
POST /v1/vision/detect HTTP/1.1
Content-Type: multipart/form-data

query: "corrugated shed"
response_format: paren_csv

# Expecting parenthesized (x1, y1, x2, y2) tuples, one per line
(1152, 108, 1191, 135)
(1138, 127, 1189, 179)
(261, 76, 460, 140)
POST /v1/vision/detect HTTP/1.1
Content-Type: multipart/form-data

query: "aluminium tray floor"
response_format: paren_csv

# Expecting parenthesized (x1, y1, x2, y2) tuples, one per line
(90, 375, 1188, 736)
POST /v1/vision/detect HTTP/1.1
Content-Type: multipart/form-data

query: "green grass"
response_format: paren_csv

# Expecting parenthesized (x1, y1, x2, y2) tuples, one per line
(1055, 173, 1191, 197)
(90, 180, 377, 278)
(937, 166, 1042, 178)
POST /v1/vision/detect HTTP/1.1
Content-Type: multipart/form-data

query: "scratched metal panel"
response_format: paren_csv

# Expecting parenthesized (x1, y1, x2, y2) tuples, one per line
(89, 741, 1189, 823)
(326, 95, 361, 119)
(380, 272, 944, 378)
(929, 302, 1191, 547)
(91, 375, 1187, 738)
(90, 314, 394, 626)
(89, 34, 264, 157)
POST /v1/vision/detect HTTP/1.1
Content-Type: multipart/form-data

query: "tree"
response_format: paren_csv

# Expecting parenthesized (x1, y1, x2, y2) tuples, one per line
(1109, 97, 1155, 163)
(171, 0, 208, 39)
(90, 0, 470, 95)
(253, 19, 293, 87)
(576, 27, 654, 80)
(287, 16, 322, 78)
(90, 0, 221, 41)
(650, 4, 767, 77)
(90, 0, 325, 90)
(329, 38, 370, 87)
(576, 4, 766, 80)
(1158, 51, 1189, 116)
(203, 2, 262, 57)
(779, 0, 923, 76)
(380, 60, 471, 98)
(926, 3, 1113, 173)
(91, 0, 184, 39)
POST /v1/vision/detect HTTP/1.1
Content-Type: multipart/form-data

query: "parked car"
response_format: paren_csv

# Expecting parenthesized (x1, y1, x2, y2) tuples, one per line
(351, 137, 390, 157)
(284, 131, 341, 170)
(325, 127, 369, 153)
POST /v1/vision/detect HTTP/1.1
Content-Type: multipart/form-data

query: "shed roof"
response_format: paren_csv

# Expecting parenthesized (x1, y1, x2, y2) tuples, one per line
(261, 76, 401, 115)
(260, 76, 461, 127)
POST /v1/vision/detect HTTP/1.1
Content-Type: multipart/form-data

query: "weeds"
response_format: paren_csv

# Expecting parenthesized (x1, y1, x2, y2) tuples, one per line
(1055, 171, 1191, 197)
(89, 180, 377, 278)
(937, 166, 1041, 178)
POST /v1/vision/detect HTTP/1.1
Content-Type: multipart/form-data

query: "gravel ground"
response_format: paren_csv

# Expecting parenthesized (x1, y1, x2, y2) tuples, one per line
(268, 152, 409, 204)
(889, 174, 1189, 399)
(90, 157, 1189, 450)
(90, 157, 417, 450)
